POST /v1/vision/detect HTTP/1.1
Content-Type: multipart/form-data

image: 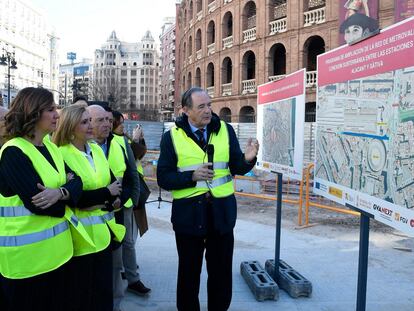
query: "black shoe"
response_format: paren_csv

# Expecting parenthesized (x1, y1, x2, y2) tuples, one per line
(127, 280, 151, 296)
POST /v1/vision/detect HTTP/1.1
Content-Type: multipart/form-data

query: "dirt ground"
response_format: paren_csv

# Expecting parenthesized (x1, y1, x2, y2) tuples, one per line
(146, 181, 413, 249)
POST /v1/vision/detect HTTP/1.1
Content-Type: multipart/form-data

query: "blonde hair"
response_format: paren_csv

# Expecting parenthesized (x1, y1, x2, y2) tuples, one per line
(52, 105, 86, 146)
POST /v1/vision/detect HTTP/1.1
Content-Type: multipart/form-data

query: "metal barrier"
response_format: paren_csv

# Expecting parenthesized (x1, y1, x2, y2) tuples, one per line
(142, 151, 359, 227)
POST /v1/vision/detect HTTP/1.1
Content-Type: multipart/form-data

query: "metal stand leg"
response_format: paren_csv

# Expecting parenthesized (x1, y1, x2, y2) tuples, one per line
(274, 172, 283, 282)
(356, 212, 370, 311)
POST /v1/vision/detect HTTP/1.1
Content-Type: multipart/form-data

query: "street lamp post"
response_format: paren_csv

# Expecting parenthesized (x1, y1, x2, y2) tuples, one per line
(0, 50, 18, 108)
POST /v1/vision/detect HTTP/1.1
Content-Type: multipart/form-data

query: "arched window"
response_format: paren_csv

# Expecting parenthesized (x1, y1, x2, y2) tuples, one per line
(222, 12, 233, 38)
(206, 63, 215, 87)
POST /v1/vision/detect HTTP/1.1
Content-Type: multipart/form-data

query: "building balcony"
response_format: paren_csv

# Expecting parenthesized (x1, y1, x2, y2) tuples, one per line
(223, 0, 232, 4)
(269, 18, 287, 35)
(306, 71, 317, 88)
(208, 1, 217, 13)
(222, 83, 232, 96)
(222, 36, 233, 49)
(207, 43, 216, 55)
(168, 95, 174, 102)
(304, 7, 326, 27)
(241, 79, 256, 94)
(169, 84, 175, 92)
(207, 86, 215, 97)
(242, 28, 256, 43)
(196, 49, 202, 60)
(269, 75, 286, 82)
(196, 11, 203, 21)
(188, 55, 193, 64)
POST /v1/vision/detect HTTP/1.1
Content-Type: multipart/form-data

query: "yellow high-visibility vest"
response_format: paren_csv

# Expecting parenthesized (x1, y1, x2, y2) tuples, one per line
(0, 138, 85, 279)
(108, 137, 127, 179)
(59, 142, 125, 256)
(170, 121, 234, 199)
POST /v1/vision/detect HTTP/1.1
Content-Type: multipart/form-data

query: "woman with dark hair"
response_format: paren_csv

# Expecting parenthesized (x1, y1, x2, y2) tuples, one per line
(0, 87, 86, 311)
(53, 105, 125, 311)
(111, 111, 151, 304)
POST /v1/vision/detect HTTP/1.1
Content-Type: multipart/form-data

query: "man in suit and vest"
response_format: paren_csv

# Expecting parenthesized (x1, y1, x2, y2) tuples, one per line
(157, 87, 259, 311)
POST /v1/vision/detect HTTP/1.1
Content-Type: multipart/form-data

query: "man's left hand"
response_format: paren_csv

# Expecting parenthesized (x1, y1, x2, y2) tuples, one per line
(244, 138, 259, 162)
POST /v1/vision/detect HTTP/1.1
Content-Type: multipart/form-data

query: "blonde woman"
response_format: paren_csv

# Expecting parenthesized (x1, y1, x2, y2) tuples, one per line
(53, 105, 125, 311)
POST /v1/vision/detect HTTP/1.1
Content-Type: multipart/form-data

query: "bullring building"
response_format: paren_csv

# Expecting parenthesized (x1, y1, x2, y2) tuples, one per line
(174, 0, 396, 122)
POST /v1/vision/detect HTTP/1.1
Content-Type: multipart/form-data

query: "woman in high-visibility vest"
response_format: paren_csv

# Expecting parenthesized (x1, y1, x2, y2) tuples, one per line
(53, 105, 125, 311)
(0, 88, 86, 311)
(111, 111, 151, 296)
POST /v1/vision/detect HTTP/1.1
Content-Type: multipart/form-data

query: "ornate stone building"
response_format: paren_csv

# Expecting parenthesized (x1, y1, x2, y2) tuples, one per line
(175, 0, 395, 122)
(94, 31, 160, 120)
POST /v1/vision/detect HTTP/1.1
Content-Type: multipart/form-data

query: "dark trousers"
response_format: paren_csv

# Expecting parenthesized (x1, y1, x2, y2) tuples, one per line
(66, 245, 113, 311)
(175, 230, 234, 311)
(0, 261, 68, 311)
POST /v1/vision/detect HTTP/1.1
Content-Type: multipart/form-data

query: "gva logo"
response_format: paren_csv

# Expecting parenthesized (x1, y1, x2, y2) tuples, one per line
(373, 204, 393, 217)
(394, 213, 408, 224)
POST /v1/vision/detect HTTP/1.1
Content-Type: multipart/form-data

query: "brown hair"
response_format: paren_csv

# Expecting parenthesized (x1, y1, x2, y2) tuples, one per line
(52, 105, 87, 146)
(112, 110, 124, 133)
(5, 87, 54, 139)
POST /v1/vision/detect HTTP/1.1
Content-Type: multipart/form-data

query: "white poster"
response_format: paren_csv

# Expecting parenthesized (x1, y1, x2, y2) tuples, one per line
(315, 17, 414, 235)
(256, 69, 306, 181)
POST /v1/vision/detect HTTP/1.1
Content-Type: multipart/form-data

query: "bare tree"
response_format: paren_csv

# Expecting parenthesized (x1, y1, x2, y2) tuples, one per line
(90, 71, 128, 110)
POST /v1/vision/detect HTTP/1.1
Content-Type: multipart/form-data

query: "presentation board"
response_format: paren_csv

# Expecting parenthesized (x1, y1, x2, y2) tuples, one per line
(256, 69, 306, 181)
(315, 16, 414, 235)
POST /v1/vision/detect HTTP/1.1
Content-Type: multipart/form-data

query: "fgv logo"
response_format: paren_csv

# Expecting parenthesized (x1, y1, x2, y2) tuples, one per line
(394, 213, 408, 224)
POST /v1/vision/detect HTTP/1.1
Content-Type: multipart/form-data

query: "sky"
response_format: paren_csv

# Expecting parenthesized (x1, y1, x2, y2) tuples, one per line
(30, 0, 177, 63)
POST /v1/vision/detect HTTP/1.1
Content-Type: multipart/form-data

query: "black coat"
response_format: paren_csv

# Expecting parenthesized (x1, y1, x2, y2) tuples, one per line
(157, 113, 255, 236)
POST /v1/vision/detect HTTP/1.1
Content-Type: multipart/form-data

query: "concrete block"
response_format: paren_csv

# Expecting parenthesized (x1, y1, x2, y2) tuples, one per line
(240, 260, 279, 302)
(265, 259, 312, 298)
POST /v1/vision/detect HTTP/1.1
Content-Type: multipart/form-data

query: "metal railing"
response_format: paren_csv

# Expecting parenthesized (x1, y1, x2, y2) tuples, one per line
(269, 18, 287, 35)
(196, 49, 202, 60)
(142, 155, 358, 228)
(241, 79, 256, 94)
(208, 0, 217, 13)
(304, 7, 326, 27)
(306, 71, 317, 88)
(269, 74, 285, 82)
(206, 86, 215, 97)
(242, 28, 256, 43)
(221, 83, 232, 96)
(207, 43, 216, 55)
(222, 36, 233, 49)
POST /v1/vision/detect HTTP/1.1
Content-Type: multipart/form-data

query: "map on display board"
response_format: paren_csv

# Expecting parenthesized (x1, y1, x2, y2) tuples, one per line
(315, 16, 414, 235)
(256, 69, 306, 181)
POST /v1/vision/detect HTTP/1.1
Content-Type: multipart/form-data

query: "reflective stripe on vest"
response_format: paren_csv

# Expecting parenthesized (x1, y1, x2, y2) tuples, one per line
(195, 175, 233, 189)
(79, 212, 115, 226)
(178, 162, 229, 172)
(0, 205, 33, 217)
(0, 137, 75, 279)
(170, 120, 234, 199)
(59, 142, 125, 256)
(0, 221, 69, 247)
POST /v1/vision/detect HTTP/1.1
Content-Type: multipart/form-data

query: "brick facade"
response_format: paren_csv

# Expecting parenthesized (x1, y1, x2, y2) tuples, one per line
(175, 0, 396, 122)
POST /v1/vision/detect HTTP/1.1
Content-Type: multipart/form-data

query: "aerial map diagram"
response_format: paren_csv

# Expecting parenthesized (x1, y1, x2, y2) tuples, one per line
(261, 98, 296, 166)
(315, 68, 414, 209)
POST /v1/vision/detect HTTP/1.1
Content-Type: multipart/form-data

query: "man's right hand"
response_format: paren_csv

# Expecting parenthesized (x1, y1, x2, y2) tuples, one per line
(192, 163, 214, 182)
